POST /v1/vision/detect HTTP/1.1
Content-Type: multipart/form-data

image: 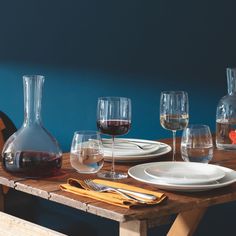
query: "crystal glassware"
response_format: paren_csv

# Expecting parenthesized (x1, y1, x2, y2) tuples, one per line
(160, 91, 189, 161)
(181, 124, 213, 163)
(70, 131, 104, 174)
(96, 97, 131, 180)
(216, 67, 236, 150)
(2, 75, 62, 177)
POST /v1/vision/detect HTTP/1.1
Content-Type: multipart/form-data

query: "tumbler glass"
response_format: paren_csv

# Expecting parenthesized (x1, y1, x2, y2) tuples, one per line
(70, 131, 104, 174)
(181, 125, 213, 163)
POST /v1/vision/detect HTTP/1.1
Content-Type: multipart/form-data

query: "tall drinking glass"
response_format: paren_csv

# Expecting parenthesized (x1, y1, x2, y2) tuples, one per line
(97, 97, 131, 179)
(160, 91, 189, 161)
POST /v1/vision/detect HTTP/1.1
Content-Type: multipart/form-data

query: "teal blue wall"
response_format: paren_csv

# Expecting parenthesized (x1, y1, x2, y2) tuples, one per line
(1, 1, 236, 235)
(1, 1, 235, 153)
(0, 64, 226, 152)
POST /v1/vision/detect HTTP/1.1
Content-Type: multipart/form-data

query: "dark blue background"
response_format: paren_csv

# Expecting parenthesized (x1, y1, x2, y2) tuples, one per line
(1, 0, 236, 235)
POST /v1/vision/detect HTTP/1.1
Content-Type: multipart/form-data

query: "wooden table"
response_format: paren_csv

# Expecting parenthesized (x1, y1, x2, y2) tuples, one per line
(0, 138, 236, 236)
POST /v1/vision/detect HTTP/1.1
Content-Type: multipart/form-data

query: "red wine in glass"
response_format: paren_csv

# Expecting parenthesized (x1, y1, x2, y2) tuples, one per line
(97, 119, 131, 136)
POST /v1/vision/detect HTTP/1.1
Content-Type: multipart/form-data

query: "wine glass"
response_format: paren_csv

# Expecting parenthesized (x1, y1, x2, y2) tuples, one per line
(96, 97, 131, 179)
(160, 91, 189, 161)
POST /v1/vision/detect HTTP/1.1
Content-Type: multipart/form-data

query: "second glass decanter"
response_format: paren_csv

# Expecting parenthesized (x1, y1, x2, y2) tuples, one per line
(2, 75, 62, 177)
(216, 68, 236, 150)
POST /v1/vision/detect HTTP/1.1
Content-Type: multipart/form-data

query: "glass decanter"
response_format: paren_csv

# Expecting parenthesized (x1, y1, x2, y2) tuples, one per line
(2, 75, 62, 177)
(216, 68, 236, 150)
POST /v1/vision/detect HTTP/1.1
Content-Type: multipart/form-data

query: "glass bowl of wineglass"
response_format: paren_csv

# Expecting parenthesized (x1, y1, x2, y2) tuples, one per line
(160, 91, 189, 161)
(97, 97, 131, 180)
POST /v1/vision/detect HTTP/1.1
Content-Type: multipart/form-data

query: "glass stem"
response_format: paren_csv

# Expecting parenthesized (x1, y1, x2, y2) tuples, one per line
(111, 135, 115, 175)
(172, 130, 176, 161)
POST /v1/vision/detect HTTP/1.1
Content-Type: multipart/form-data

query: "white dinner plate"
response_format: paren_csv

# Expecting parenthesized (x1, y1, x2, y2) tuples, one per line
(144, 162, 225, 185)
(102, 138, 171, 162)
(128, 162, 236, 192)
(102, 138, 161, 156)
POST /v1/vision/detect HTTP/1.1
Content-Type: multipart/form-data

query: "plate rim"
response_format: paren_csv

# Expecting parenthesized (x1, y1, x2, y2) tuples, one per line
(128, 161, 236, 192)
(144, 162, 226, 185)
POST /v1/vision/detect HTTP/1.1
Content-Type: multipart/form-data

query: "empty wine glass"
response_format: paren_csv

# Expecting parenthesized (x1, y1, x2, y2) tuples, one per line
(70, 131, 104, 174)
(97, 97, 131, 180)
(160, 91, 189, 161)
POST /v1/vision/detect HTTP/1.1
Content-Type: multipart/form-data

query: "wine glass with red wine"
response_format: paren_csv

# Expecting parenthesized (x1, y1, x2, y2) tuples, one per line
(96, 97, 131, 179)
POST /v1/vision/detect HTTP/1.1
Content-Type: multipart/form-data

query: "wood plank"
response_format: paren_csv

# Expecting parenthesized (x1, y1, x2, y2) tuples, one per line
(0, 165, 24, 188)
(0, 138, 235, 226)
(120, 220, 147, 236)
(167, 207, 206, 236)
(15, 181, 51, 199)
(0, 211, 66, 236)
(13, 166, 76, 199)
(50, 190, 129, 222)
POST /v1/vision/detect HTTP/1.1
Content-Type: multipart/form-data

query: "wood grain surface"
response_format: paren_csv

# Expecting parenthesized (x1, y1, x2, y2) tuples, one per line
(0, 138, 236, 225)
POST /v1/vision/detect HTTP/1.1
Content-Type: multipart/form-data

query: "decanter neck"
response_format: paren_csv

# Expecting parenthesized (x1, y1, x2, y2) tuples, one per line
(23, 75, 44, 125)
(227, 68, 236, 95)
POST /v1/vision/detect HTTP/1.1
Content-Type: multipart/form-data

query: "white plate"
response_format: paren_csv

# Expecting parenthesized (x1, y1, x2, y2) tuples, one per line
(128, 162, 236, 192)
(103, 138, 171, 162)
(102, 138, 161, 156)
(144, 162, 225, 185)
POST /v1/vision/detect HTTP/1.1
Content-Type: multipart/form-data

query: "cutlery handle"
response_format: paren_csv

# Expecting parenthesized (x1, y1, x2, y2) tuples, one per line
(117, 188, 157, 200)
(107, 189, 146, 203)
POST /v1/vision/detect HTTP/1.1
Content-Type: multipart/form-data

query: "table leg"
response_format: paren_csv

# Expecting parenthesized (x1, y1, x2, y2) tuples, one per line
(167, 207, 206, 236)
(0, 185, 5, 211)
(120, 220, 147, 236)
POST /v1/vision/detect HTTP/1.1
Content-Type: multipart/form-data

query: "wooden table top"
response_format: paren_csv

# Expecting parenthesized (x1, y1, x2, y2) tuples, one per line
(0, 138, 236, 224)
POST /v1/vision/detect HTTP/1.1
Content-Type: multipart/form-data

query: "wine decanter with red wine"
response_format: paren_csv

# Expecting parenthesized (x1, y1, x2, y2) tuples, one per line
(2, 75, 62, 177)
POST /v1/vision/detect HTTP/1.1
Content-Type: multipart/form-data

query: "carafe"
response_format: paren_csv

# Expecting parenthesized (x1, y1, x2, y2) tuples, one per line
(216, 68, 236, 150)
(2, 75, 62, 177)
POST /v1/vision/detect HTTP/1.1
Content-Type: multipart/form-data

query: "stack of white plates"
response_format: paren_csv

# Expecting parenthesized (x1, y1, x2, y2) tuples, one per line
(102, 138, 171, 162)
(128, 161, 236, 192)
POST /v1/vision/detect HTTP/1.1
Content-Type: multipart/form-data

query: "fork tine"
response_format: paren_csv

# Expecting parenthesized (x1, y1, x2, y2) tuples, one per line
(84, 179, 100, 191)
(84, 179, 91, 184)
(84, 179, 92, 188)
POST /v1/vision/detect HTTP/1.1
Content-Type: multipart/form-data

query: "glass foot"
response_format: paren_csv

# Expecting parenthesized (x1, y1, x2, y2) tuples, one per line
(97, 171, 128, 180)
